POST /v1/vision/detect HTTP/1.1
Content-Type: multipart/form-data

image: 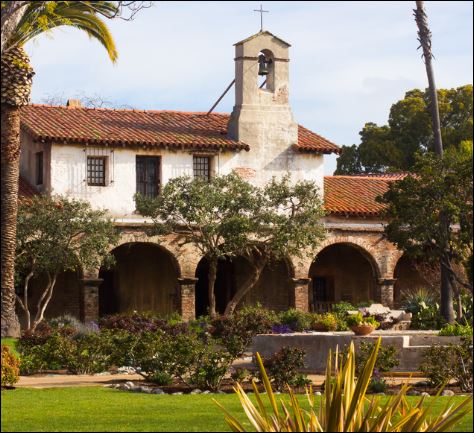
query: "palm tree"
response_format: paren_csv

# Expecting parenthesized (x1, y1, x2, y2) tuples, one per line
(414, 1, 454, 323)
(1, 1, 118, 337)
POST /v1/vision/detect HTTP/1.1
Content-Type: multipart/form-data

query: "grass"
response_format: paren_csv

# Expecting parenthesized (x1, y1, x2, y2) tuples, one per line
(2, 387, 473, 432)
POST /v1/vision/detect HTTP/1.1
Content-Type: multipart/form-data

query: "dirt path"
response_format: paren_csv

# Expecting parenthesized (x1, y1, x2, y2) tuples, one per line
(16, 373, 425, 389)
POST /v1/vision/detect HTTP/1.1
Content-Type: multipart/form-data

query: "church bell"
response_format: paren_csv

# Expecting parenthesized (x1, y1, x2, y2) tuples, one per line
(258, 54, 270, 76)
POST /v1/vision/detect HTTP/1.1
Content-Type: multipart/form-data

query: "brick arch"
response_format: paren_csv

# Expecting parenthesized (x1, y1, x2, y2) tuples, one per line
(311, 236, 382, 278)
(116, 231, 184, 277)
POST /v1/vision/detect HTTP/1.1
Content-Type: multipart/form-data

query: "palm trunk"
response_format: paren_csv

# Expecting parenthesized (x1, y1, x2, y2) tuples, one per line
(415, 1, 454, 324)
(1, 103, 21, 337)
(208, 257, 218, 318)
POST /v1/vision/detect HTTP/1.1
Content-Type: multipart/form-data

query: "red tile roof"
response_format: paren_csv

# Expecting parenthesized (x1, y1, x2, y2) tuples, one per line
(20, 105, 340, 154)
(19, 176, 38, 199)
(324, 174, 409, 216)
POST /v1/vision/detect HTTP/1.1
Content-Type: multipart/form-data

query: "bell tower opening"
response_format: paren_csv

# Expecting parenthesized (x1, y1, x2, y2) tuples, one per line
(258, 49, 274, 91)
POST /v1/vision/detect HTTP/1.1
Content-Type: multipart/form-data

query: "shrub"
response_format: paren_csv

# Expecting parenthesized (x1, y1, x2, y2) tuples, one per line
(420, 336, 473, 392)
(401, 289, 437, 315)
(60, 330, 116, 374)
(367, 371, 387, 394)
(410, 302, 445, 330)
(439, 323, 473, 336)
(17, 329, 65, 374)
(190, 349, 233, 391)
(331, 301, 355, 315)
(210, 306, 275, 357)
(218, 338, 474, 432)
(149, 371, 173, 386)
(99, 312, 165, 334)
(1, 345, 20, 387)
(278, 308, 312, 332)
(347, 313, 380, 329)
(255, 346, 308, 391)
(311, 313, 338, 331)
(231, 368, 250, 384)
(355, 341, 399, 376)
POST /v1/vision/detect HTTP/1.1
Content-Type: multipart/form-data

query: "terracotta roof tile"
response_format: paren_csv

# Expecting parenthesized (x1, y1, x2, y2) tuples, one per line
(324, 174, 409, 216)
(20, 105, 340, 154)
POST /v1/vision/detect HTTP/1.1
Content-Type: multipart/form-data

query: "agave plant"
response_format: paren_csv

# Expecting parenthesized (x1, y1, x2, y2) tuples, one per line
(216, 337, 473, 432)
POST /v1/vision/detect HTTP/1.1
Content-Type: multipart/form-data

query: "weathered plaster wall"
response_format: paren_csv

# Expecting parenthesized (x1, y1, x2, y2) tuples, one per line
(19, 131, 51, 193)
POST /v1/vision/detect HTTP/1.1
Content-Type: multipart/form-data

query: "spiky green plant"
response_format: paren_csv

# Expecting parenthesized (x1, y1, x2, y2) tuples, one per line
(216, 337, 473, 432)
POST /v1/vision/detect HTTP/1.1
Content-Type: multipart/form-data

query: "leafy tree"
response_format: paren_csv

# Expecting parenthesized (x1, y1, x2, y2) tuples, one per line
(1, 1, 124, 338)
(135, 173, 326, 317)
(334, 85, 473, 175)
(378, 143, 473, 323)
(15, 195, 119, 332)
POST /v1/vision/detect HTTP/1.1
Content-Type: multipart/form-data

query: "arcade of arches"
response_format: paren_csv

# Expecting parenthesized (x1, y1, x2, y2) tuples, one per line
(20, 235, 431, 323)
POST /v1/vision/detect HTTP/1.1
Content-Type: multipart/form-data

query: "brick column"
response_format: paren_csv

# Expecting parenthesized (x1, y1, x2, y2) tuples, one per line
(292, 278, 311, 312)
(377, 278, 396, 308)
(178, 277, 197, 321)
(80, 278, 102, 323)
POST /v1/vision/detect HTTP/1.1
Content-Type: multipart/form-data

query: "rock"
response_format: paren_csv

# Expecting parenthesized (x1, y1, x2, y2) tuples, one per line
(314, 391, 322, 396)
(414, 381, 429, 387)
(274, 391, 281, 395)
(202, 390, 211, 394)
(139, 386, 153, 394)
(172, 392, 183, 395)
(441, 390, 455, 396)
(407, 390, 421, 396)
(190, 389, 202, 394)
(116, 366, 136, 375)
(216, 390, 226, 394)
(365, 304, 390, 316)
(420, 392, 430, 397)
(152, 388, 165, 395)
(125, 381, 135, 388)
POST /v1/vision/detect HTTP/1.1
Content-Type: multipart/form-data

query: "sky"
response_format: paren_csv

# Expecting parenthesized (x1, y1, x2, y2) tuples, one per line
(24, 1, 473, 175)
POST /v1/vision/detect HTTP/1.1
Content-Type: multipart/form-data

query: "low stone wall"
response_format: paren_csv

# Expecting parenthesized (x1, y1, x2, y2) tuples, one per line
(250, 331, 461, 373)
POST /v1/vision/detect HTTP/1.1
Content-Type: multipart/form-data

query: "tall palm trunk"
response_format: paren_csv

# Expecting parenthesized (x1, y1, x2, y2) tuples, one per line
(1, 104, 21, 337)
(1, 47, 34, 337)
(414, 1, 454, 323)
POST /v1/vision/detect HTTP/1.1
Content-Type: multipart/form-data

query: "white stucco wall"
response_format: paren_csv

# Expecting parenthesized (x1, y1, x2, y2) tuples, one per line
(50, 144, 197, 217)
(47, 142, 324, 218)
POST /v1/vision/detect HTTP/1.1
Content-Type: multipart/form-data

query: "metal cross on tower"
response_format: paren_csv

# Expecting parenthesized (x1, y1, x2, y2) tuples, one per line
(253, 4, 269, 31)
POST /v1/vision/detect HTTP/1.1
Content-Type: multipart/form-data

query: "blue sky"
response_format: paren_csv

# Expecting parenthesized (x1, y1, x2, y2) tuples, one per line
(24, 1, 473, 174)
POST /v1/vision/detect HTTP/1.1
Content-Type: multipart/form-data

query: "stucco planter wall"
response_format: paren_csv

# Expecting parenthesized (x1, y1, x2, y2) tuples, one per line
(250, 331, 462, 373)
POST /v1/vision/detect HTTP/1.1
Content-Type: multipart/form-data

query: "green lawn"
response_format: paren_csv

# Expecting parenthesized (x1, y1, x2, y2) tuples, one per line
(1, 387, 473, 432)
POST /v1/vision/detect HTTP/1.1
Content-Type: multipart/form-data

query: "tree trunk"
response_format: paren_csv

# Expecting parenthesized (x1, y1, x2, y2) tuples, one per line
(440, 258, 455, 323)
(224, 257, 266, 316)
(32, 272, 58, 332)
(1, 104, 21, 337)
(415, 1, 454, 323)
(208, 257, 218, 318)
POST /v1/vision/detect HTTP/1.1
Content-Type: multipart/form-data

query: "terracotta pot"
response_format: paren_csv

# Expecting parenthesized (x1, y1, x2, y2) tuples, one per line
(350, 324, 375, 336)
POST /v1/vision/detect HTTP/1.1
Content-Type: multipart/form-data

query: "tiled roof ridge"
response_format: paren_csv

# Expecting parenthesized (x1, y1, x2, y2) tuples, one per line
(325, 173, 409, 180)
(27, 103, 229, 116)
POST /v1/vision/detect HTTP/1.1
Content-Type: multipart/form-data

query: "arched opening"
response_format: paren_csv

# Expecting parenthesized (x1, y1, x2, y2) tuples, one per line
(309, 243, 378, 312)
(16, 269, 82, 329)
(98, 242, 179, 317)
(195, 255, 292, 317)
(257, 49, 274, 91)
(393, 255, 431, 306)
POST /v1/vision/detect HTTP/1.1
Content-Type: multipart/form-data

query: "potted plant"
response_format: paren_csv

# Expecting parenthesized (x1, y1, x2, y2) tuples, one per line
(347, 313, 379, 336)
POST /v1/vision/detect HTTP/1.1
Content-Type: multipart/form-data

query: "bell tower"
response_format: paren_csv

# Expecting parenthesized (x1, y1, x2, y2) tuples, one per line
(227, 31, 298, 185)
